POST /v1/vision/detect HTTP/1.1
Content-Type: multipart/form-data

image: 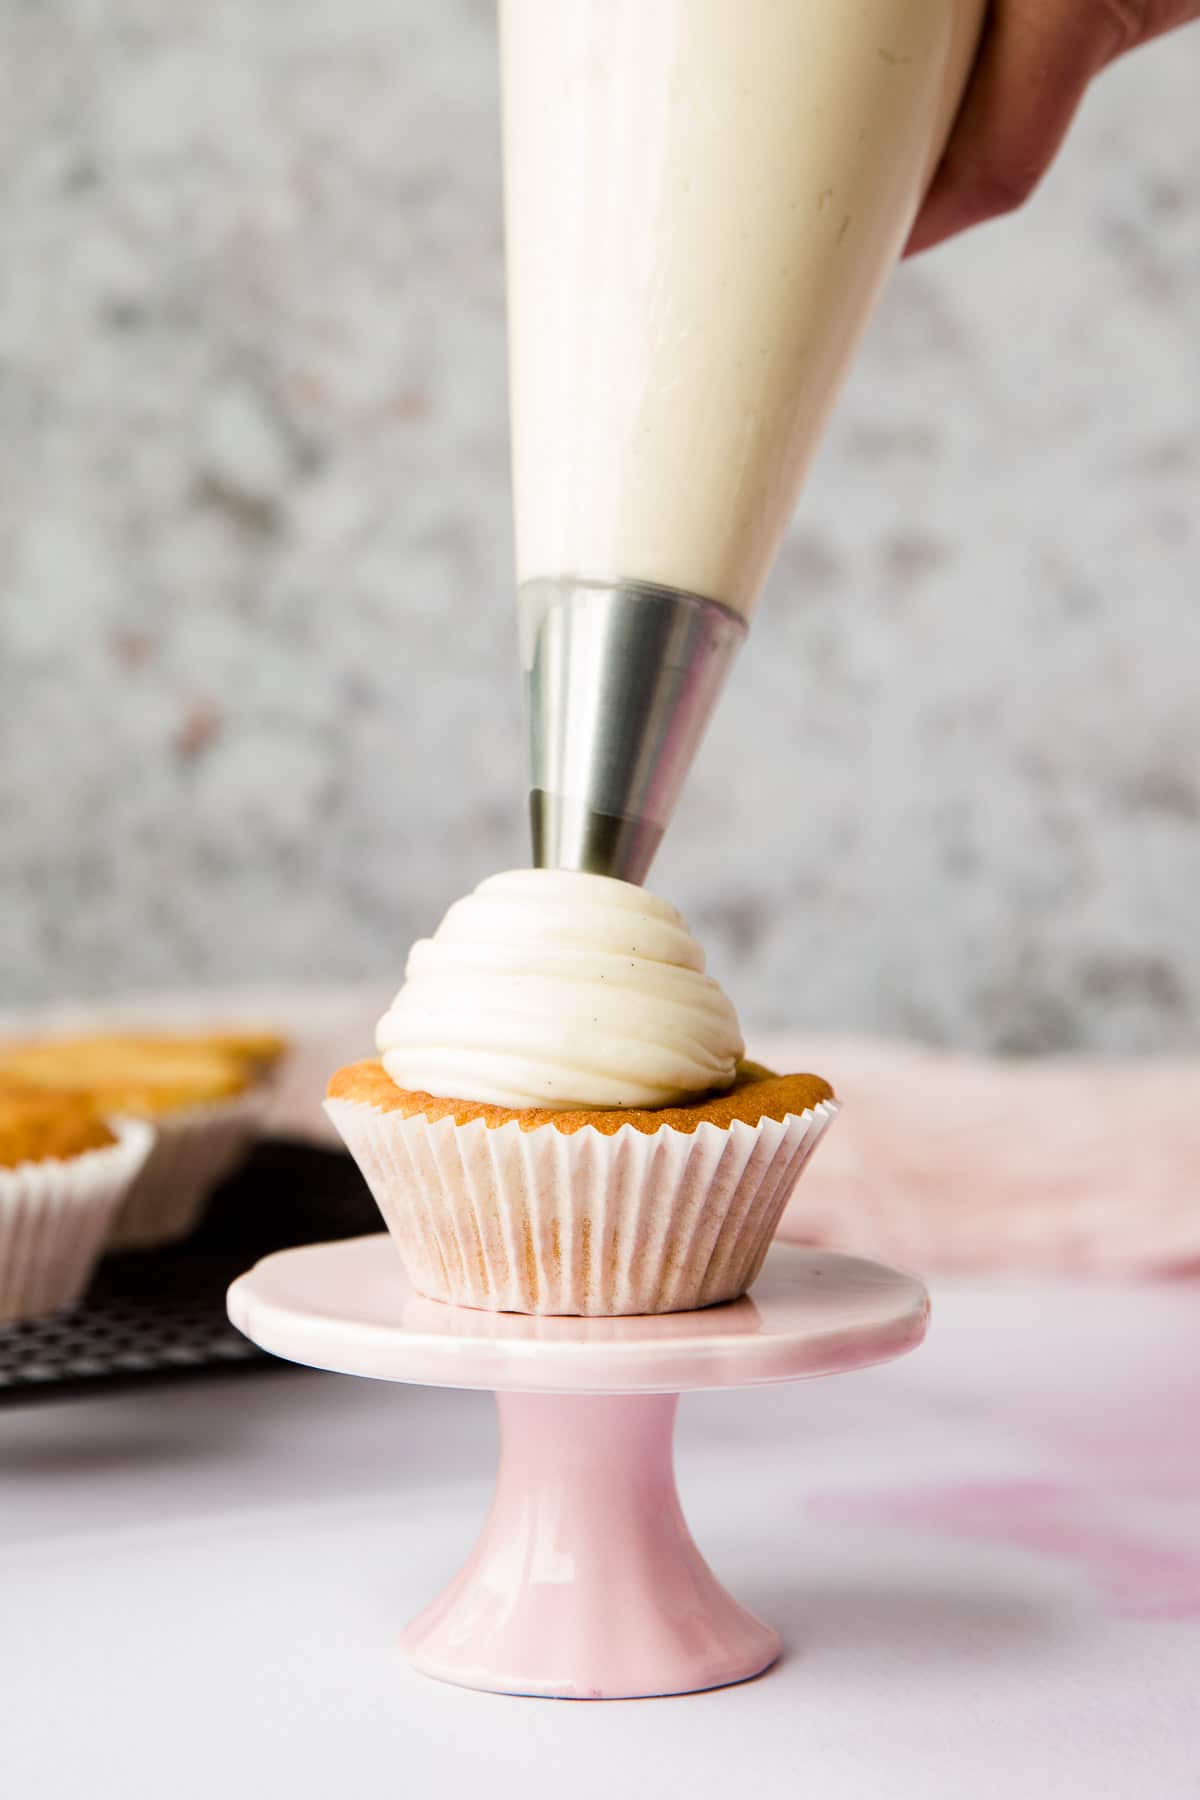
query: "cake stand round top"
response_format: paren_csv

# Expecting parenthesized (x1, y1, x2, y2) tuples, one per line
(228, 1235, 928, 1395)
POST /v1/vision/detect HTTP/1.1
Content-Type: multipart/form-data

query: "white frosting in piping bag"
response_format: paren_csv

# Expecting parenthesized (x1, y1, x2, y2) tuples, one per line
(376, 869, 744, 1110)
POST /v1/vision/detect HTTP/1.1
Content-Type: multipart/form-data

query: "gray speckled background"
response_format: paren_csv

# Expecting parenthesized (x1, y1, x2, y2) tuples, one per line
(2, 1, 1198, 1051)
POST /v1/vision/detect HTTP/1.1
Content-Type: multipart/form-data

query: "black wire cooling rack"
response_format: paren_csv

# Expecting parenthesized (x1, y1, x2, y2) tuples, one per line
(0, 1140, 379, 1405)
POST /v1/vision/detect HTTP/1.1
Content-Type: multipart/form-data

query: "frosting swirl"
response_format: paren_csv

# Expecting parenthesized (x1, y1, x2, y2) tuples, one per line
(376, 869, 744, 1110)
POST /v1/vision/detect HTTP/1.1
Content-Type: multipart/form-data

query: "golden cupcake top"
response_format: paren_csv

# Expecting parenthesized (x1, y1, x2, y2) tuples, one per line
(328, 1057, 833, 1137)
(0, 1034, 256, 1117)
(199, 1031, 289, 1075)
(0, 1086, 117, 1169)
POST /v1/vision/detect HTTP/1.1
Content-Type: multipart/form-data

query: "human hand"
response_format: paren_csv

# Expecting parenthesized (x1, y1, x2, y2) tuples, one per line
(907, 0, 1200, 254)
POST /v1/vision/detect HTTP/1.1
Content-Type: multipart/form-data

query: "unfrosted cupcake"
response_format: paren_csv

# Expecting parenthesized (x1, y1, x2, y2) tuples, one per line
(0, 1034, 283, 1250)
(0, 1087, 152, 1322)
(326, 870, 837, 1316)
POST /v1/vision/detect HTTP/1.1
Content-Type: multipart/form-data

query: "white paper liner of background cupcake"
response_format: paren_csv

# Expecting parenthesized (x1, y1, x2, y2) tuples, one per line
(0, 1118, 154, 1324)
(325, 1097, 839, 1316)
(105, 1090, 267, 1252)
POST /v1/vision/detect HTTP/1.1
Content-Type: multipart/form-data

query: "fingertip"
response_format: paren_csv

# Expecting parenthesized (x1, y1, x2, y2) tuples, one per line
(903, 175, 974, 258)
(904, 2, 1104, 256)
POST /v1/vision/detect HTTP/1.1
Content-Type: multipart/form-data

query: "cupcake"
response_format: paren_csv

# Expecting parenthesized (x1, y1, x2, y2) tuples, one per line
(200, 1031, 290, 1079)
(0, 1087, 152, 1322)
(0, 1033, 284, 1251)
(326, 870, 837, 1316)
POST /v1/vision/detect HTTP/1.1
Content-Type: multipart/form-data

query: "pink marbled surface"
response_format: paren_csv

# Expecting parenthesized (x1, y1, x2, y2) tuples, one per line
(808, 1345, 1200, 1625)
(5, 1274, 1199, 1794)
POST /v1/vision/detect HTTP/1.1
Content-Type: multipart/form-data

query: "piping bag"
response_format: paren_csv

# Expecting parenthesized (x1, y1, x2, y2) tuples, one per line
(502, 0, 984, 882)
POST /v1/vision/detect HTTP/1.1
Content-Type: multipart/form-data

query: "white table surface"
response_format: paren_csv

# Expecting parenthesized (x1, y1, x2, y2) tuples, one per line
(3, 1276, 1198, 1799)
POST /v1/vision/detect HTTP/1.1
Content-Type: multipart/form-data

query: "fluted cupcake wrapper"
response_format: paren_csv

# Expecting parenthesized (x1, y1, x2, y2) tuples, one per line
(0, 1118, 154, 1323)
(324, 1097, 839, 1316)
(105, 1091, 266, 1251)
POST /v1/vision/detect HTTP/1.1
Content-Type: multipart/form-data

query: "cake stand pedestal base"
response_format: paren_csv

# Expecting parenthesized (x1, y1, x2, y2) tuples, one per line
(403, 1392, 778, 1698)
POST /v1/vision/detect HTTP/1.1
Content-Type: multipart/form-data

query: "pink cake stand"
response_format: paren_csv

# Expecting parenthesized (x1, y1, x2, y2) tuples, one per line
(227, 1235, 928, 1700)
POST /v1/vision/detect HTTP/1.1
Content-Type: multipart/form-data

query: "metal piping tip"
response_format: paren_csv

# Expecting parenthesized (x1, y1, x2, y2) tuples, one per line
(520, 577, 747, 886)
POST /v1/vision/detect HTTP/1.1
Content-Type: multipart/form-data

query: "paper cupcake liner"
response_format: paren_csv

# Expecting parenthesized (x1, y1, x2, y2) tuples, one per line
(325, 1096, 839, 1316)
(105, 1090, 266, 1251)
(0, 1118, 154, 1323)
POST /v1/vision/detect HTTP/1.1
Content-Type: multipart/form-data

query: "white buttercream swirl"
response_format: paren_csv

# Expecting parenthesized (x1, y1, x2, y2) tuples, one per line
(376, 869, 744, 1110)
